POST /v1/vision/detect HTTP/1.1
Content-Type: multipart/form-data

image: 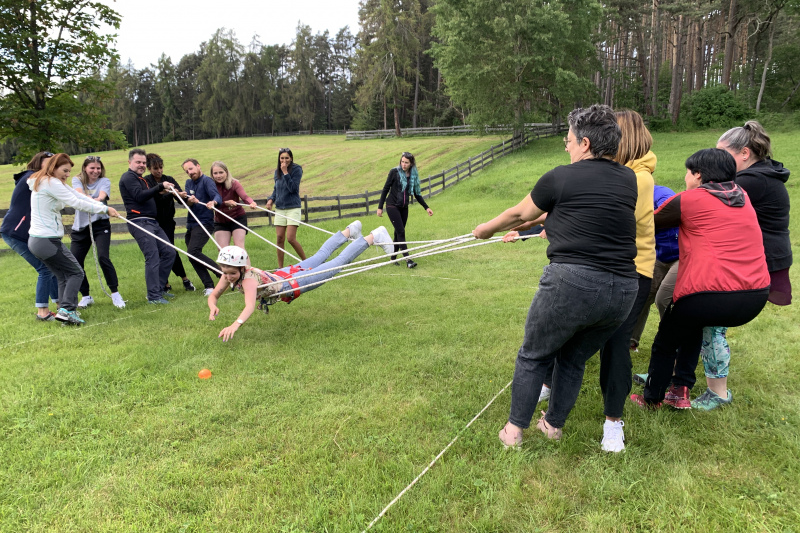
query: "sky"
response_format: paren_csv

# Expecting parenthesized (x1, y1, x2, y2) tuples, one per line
(103, 0, 362, 69)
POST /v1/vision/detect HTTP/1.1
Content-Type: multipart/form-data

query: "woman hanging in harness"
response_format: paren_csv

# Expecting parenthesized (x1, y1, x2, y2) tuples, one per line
(207, 221, 395, 341)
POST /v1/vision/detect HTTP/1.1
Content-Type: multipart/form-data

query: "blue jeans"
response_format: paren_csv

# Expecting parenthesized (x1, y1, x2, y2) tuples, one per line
(509, 263, 638, 429)
(276, 232, 370, 297)
(2, 232, 59, 308)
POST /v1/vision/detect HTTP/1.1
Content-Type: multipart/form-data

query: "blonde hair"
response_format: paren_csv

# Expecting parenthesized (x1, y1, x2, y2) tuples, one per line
(210, 160, 234, 190)
(613, 109, 653, 165)
(30, 153, 74, 192)
(718, 120, 772, 161)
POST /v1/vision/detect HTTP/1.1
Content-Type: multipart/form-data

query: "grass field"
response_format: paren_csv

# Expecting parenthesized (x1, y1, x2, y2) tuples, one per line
(1, 131, 799, 532)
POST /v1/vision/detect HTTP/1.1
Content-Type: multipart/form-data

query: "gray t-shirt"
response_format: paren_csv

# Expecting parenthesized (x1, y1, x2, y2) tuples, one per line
(72, 176, 111, 231)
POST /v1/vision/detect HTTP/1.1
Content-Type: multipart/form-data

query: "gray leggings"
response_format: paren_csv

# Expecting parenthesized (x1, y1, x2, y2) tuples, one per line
(28, 237, 84, 311)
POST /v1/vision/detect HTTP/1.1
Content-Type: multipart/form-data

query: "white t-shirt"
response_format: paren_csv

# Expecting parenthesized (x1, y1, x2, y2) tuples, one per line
(72, 177, 111, 231)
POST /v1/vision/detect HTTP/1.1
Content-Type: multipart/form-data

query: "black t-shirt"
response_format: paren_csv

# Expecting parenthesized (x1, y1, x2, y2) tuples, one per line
(531, 158, 638, 277)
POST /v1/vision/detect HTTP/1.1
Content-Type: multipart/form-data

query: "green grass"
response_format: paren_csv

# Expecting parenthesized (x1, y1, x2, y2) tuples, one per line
(1, 131, 799, 532)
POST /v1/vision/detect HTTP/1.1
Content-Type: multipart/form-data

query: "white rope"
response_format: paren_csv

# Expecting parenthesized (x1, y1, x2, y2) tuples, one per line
(173, 190, 222, 251)
(88, 221, 114, 299)
(362, 379, 513, 532)
(239, 202, 335, 236)
(115, 215, 224, 276)
(210, 205, 301, 262)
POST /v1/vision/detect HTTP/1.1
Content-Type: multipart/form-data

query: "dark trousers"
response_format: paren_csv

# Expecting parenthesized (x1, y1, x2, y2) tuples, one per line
(598, 274, 652, 418)
(643, 289, 769, 404)
(127, 218, 177, 301)
(28, 236, 84, 311)
(386, 205, 409, 259)
(158, 219, 187, 279)
(185, 223, 220, 289)
(509, 264, 638, 429)
(69, 218, 119, 295)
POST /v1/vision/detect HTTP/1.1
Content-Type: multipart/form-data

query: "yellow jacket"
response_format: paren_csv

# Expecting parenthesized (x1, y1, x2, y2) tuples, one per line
(627, 151, 657, 277)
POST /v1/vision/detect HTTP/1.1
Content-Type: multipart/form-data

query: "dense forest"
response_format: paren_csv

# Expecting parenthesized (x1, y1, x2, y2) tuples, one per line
(2, 0, 799, 163)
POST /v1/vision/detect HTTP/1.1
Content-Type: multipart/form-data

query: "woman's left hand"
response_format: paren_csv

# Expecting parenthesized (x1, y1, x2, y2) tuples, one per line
(107, 207, 119, 218)
(426, 208, 433, 216)
(249, 201, 258, 209)
(205, 200, 216, 210)
(219, 323, 240, 342)
(225, 200, 238, 207)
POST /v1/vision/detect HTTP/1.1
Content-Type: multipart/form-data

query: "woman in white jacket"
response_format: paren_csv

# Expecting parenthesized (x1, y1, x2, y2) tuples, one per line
(27, 154, 119, 325)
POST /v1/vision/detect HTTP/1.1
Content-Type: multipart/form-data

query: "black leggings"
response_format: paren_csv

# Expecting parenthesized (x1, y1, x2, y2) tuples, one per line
(185, 223, 220, 289)
(643, 288, 769, 403)
(386, 205, 409, 260)
(69, 218, 119, 295)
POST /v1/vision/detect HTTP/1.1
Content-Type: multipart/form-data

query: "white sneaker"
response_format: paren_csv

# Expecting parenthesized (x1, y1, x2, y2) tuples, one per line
(346, 220, 362, 240)
(111, 292, 126, 309)
(203, 288, 214, 296)
(371, 226, 394, 255)
(601, 420, 625, 452)
(538, 385, 551, 403)
(77, 295, 94, 308)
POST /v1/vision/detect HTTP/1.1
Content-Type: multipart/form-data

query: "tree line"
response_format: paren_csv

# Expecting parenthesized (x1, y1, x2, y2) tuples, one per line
(2, 0, 799, 164)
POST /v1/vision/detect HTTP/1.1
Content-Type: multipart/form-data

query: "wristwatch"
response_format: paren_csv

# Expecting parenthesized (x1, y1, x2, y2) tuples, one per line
(236, 319, 244, 325)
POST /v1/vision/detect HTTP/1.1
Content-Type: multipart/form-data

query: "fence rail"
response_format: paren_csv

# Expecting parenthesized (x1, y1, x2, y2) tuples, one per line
(345, 122, 563, 140)
(1, 124, 566, 252)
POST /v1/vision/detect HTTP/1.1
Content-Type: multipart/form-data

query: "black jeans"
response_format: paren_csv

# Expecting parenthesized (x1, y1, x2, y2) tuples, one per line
(185, 223, 220, 289)
(643, 289, 769, 403)
(157, 218, 187, 279)
(127, 218, 177, 301)
(386, 205, 409, 260)
(70, 218, 119, 295)
(598, 274, 652, 418)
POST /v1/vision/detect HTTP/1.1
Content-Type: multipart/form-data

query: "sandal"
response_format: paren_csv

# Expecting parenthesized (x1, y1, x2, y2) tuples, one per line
(536, 411, 562, 440)
(498, 424, 523, 449)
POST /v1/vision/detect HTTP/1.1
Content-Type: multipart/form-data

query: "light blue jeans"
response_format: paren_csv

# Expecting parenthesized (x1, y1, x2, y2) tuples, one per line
(2, 232, 59, 308)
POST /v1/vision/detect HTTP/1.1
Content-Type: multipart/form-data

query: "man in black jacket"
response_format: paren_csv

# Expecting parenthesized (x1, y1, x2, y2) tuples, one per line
(119, 148, 177, 304)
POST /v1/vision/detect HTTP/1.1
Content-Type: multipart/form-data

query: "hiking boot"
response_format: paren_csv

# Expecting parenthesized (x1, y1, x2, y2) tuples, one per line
(55, 308, 84, 325)
(183, 279, 196, 291)
(77, 295, 94, 308)
(346, 220, 362, 240)
(664, 385, 691, 409)
(629, 394, 662, 410)
(601, 420, 625, 453)
(691, 388, 732, 411)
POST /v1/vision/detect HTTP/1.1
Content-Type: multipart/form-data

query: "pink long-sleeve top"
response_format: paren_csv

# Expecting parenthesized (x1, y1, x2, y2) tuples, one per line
(215, 180, 255, 222)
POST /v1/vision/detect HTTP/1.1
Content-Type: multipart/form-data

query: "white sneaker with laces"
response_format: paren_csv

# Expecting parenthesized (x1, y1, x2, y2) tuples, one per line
(111, 292, 126, 309)
(77, 295, 94, 308)
(601, 420, 625, 452)
(203, 288, 214, 296)
(538, 385, 551, 403)
(346, 220, 362, 240)
(371, 226, 394, 255)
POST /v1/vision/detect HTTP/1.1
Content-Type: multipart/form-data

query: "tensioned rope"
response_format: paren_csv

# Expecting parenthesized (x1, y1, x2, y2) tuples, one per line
(171, 189, 222, 251)
(362, 379, 513, 531)
(210, 205, 301, 262)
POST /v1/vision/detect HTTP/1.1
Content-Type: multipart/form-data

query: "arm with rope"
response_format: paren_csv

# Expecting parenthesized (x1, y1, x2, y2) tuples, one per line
(474, 194, 545, 239)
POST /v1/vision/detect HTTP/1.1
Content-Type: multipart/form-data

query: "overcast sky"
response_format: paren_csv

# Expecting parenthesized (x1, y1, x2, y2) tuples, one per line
(104, 0, 362, 69)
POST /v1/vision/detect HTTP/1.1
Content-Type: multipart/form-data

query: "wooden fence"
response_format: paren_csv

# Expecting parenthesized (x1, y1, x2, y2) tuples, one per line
(345, 122, 563, 140)
(1, 125, 566, 251)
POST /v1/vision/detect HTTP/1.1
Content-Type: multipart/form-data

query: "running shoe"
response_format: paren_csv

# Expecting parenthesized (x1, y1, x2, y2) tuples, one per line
(633, 373, 648, 385)
(601, 420, 625, 453)
(162, 291, 175, 299)
(346, 220, 362, 240)
(77, 295, 94, 308)
(664, 385, 691, 409)
(35, 312, 56, 322)
(148, 298, 170, 305)
(203, 288, 214, 296)
(183, 279, 196, 291)
(691, 388, 732, 411)
(406, 260, 418, 269)
(111, 292, 126, 309)
(55, 308, 85, 325)
(370, 226, 394, 255)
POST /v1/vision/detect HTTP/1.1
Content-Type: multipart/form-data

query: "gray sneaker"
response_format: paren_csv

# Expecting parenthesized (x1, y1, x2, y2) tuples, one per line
(346, 220, 362, 240)
(371, 226, 394, 255)
(691, 388, 732, 411)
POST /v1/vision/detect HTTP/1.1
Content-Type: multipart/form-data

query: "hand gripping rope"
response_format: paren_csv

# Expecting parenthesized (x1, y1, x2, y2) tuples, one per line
(171, 189, 222, 251)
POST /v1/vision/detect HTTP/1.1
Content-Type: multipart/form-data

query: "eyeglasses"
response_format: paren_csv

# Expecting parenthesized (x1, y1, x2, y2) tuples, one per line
(401, 152, 413, 158)
(85, 156, 102, 162)
(563, 137, 570, 148)
(279, 148, 291, 154)
(43, 152, 54, 157)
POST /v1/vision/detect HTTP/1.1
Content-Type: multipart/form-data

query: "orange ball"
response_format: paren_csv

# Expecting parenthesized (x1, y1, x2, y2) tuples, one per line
(198, 368, 212, 379)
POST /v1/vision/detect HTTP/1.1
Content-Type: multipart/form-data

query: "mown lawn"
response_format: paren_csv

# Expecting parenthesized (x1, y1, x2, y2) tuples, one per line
(1, 131, 798, 532)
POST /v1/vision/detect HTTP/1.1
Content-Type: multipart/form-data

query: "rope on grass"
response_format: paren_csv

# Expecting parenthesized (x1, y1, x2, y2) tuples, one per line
(210, 205, 301, 262)
(362, 379, 513, 532)
(114, 215, 224, 276)
(172, 190, 222, 251)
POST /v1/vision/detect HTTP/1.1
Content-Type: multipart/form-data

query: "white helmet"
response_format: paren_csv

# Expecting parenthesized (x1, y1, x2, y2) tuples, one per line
(217, 246, 248, 267)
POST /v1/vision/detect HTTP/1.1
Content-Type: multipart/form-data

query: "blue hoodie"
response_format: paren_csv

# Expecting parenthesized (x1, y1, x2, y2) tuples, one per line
(184, 174, 222, 228)
(654, 185, 679, 263)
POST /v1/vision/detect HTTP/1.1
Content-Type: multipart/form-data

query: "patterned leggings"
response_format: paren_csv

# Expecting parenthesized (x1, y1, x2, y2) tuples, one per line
(701, 326, 730, 379)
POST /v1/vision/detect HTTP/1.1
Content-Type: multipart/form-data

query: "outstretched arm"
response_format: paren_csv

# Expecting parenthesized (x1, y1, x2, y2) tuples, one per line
(218, 277, 258, 342)
(473, 194, 545, 239)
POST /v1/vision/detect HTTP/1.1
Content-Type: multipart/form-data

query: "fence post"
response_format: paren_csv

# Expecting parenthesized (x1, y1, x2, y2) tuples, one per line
(428, 176, 432, 197)
(304, 195, 309, 222)
(468, 156, 472, 177)
(491, 145, 494, 161)
(365, 190, 370, 215)
(337, 194, 341, 218)
(502, 139, 505, 155)
(456, 163, 460, 182)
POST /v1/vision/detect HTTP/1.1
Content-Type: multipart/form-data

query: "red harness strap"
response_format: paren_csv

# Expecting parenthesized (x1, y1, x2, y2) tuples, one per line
(272, 265, 305, 302)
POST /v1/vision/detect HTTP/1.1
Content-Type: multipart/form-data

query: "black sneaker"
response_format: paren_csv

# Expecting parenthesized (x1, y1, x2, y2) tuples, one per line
(183, 279, 196, 291)
(35, 312, 56, 322)
(406, 260, 418, 269)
